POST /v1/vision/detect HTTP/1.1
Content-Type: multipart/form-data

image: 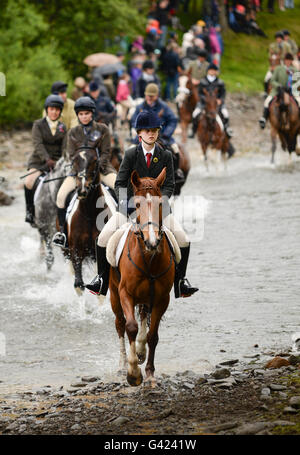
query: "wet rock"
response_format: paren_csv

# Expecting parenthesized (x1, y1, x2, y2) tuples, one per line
(205, 421, 238, 433)
(278, 392, 288, 399)
(219, 359, 239, 367)
(261, 387, 271, 396)
(288, 355, 300, 366)
(70, 382, 88, 388)
(111, 416, 130, 426)
(81, 376, 101, 383)
(0, 191, 14, 206)
(289, 396, 300, 409)
(235, 422, 269, 435)
(70, 424, 81, 431)
(265, 357, 290, 369)
(253, 369, 265, 376)
(212, 368, 231, 380)
(269, 384, 287, 391)
(283, 406, 298, 414)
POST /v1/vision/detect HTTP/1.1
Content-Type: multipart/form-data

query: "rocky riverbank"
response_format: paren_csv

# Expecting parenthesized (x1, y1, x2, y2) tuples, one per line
(1, 351, 300, 436)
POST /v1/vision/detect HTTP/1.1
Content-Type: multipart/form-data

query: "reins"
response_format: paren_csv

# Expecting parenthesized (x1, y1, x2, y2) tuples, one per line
(126, 222, 174, 315)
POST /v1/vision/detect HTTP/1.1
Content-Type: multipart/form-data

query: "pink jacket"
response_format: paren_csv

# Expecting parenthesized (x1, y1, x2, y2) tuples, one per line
(209, 28, 221, 55)
(116, 80, 130, 102)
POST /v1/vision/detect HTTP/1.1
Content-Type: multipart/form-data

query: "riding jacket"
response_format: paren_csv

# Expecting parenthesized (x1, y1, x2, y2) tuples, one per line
(198, 76, 226, 105)
(66, 121, 116, 176)
(269, 64, 297, 97)
(131, 99, 178, 145)
(28, 117, 67, 170)
(114, 143, 174, 215)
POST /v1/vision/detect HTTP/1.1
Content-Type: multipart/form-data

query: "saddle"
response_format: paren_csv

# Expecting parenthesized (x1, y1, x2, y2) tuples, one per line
(106, 223, 181, 268)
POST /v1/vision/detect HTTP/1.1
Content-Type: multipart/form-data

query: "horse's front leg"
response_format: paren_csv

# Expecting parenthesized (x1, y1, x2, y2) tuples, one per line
(119, 287, 142, 387)
(72, 254, 85, 295)
(271, 128, 276, 164)
(145, 295, 169, 386)
(110, 278, 127, 371)
(45, 234, 54, 271)
(136, 305, 148, 365)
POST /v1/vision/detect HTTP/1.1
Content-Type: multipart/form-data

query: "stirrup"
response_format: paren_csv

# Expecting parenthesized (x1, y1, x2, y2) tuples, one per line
(52, 232, 66, 248)
(225, 127, 233, 138)
(179, 278, 199, 298)
(85, 275, 103, 295)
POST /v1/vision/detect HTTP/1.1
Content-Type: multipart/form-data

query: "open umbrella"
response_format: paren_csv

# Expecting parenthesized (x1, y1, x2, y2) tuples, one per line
(93, 62, 125, 77)
(83, 53, 119, 67)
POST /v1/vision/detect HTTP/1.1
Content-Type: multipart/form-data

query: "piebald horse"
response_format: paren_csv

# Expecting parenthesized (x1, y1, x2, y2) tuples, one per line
(176, 71, 199, 144)
(109, 168, 175, 386)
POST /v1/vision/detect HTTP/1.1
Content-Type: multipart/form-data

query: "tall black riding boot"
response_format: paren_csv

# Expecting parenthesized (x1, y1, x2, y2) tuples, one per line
(52, 207, 67, 248)
(259, 107, 269, 129)
(24, 186, 35, 225)
(174, 244, 199, 298)
(85, 244, 110, 296)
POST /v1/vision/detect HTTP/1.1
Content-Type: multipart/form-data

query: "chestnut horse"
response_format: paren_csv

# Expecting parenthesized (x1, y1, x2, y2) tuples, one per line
(177, 71, 199, 144)
(269, 87, 300, 164)
(65, 147, 112, 294)
(196, 87, 230, 171)
(109, 168, 175, 386)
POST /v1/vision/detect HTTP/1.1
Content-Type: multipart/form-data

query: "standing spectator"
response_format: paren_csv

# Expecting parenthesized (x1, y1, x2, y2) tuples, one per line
(135, 60, 161, 99)
(129, 61, 143, 98)
(161, 42, 183, 101)
(209, 27, 222, 66)
(155, 0, 171, 49)
(278, 0, 285, 10)
(71, 77, 86, 101)
(144, 30, 159, 55)
(284, 0, 294, 7)
(116, 73, 133, 126)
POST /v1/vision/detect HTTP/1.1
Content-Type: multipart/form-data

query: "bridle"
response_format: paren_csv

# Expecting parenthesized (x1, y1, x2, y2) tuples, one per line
(72, 146, 101, 198)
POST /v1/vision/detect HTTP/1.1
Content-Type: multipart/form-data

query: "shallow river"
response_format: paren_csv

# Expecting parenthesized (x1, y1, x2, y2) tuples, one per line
(0, 148, 299, 392)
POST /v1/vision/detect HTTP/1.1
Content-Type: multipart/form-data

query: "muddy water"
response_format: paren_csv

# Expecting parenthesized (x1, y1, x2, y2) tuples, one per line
(0, 148, 299, 392)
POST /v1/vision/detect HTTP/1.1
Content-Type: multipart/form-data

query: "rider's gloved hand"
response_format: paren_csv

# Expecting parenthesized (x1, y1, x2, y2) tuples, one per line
(46, 159, 56, 170)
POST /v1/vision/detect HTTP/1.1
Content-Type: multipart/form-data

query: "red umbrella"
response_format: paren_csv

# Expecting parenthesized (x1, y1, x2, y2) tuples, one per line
(83, 53, 119, 68)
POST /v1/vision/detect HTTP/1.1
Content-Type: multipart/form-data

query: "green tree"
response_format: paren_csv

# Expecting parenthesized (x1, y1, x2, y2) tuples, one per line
(0, 0, 68, 126)
(29, 0, 148, 75)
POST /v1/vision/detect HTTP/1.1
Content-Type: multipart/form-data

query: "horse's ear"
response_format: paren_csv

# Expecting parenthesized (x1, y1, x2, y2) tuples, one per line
(131, 170, 140, 190)
(156, 167, 166, 188)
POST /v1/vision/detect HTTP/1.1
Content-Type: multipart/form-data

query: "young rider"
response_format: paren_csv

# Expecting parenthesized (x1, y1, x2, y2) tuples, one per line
(52, 96, 117, 247)
(85, 110, 199, 299)
(24, 94, 66, 225)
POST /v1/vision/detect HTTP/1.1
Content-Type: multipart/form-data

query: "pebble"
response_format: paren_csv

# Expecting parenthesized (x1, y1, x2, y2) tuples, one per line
(70, 382, 88, 388)
(261, 387, 271, 396)
(289, 396, 300, 409)
(70, 424, 81, 431)
(219, 359, 239, 367)
(278, 392, 288, 399)
(283, 406, 298, 414)
(235, 422, 268, 435)
(111, 416, 130, 426)
(265, 357, 290, 369)
(211, 368, 231, 380)
(269, 384, 287, 391)
(81, 376, 101, 383)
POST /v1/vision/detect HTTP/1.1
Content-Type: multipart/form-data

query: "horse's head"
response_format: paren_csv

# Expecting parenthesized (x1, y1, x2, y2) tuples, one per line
(72, 147, 100, 199)
(203, 87, 218, 126)
(131, 168, 166, 251)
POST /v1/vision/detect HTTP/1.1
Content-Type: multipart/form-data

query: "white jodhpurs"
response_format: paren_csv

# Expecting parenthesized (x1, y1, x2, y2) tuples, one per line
(56, 172, 117, 209)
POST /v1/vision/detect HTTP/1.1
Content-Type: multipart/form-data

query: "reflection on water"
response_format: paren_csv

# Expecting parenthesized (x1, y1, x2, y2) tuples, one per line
(0, 151, 300, 389)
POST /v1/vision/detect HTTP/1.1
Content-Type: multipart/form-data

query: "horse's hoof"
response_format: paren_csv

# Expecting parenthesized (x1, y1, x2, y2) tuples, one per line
(74, 286, 84, 296)
(127, 371, 143, 387)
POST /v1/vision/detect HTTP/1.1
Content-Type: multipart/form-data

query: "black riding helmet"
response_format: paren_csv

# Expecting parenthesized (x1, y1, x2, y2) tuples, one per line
(135, 111, 161, 131)
(74, 96, 96, 115)
(51, 80, 68, 94)
(44, 94, 64, 111)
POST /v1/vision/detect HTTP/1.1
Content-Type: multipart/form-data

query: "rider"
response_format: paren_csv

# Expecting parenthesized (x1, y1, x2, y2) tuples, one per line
(85, 110, 199, 299)
(88, 80, 116, 127)
(191, 63, 233, 139)
(52, 96, 117, 248)
(130, 83, 183, 179)
(24, 94, 67, 225)
(269, 32, 292, 64)
(259, 53, 298, 130)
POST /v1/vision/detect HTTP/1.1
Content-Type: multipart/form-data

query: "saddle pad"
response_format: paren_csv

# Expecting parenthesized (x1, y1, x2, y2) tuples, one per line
(216, 114, 224, 131)
(163, 226, 181, 264)
(107, 223, 131, 267)
(106, 223, 181, 268)
(33, 175, 47, 204)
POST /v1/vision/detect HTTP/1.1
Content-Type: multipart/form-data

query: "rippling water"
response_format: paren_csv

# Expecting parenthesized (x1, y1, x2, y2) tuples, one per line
(0, 149, 299, 390)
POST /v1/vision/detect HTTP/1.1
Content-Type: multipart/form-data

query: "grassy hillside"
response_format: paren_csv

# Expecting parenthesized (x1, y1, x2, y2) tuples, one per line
(178, 0, 300, 93)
